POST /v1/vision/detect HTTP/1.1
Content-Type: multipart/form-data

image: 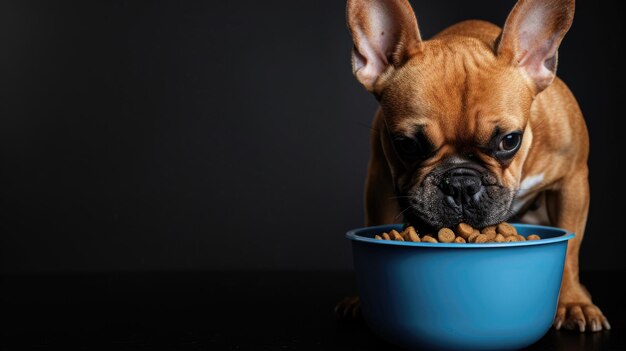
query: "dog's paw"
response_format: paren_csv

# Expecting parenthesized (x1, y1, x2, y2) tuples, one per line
(334, 295, 361, 318)
(553, 302, 610, 332)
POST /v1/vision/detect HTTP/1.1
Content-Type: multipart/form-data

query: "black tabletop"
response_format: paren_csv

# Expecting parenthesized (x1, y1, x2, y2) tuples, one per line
(1, 271, 624, 350)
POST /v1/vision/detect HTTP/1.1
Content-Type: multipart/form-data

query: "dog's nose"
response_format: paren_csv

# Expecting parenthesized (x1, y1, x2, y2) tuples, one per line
(440, 168, 483, 205)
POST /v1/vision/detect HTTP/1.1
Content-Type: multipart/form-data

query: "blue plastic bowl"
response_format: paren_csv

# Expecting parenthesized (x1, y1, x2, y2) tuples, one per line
(346, 223, 574, 350)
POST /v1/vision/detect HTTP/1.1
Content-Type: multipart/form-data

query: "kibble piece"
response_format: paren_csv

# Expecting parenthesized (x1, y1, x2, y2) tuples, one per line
(457, 223, 474, 239)
(483, 231, 497, 240)
(406, 226, 420, 242)
(497, 222, 517, 237)
(468, 232, 480, 243)
(391, 230, 404, 241)
(481, 226, 497, 235)
(494, 234, 505, 243)
(454, 236, 466, 243)
(527, 234, 541, 241)
(475, 234, 490, 243)
(516, 235, 526, 242)
(399, 228, 408, 239)
(438, 228, 456, 243)
(382, 232, 391, 241)
(422, 235, 438, 243)
(399, 227, 409, 240)
(401, 226, 416, 238)
(505, 235, 519, 242)
(374, 234, 382, 240)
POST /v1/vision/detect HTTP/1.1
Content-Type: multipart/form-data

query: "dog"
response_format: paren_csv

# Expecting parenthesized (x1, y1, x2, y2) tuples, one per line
(337, 0, 610, 332)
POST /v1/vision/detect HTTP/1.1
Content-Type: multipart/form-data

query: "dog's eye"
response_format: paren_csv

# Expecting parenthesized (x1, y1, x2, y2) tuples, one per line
(498, 133, 521, 152)
(494, 132, 522, 160)
(393, 137, 421, 160)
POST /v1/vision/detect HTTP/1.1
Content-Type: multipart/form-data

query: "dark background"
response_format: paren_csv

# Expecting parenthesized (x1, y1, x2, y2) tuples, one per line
(1, 0, 624, 274)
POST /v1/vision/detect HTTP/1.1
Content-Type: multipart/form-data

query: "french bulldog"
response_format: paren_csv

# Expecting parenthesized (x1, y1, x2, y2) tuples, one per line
(338, 0, 610, 332)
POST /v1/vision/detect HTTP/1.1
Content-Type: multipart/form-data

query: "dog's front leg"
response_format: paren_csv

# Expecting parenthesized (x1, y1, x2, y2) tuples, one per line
(336, 115, 400, 318)
(547, 168, 610, 332)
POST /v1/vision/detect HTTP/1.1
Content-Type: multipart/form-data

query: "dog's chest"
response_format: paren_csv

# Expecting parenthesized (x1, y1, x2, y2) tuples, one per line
(510, 174, 550, 225)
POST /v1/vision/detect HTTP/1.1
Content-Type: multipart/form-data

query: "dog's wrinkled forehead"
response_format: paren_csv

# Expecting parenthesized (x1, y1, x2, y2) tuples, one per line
(379, 39, 533, 142)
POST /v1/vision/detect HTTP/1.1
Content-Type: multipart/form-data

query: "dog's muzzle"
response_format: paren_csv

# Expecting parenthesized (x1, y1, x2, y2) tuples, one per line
(438, 168, 484, 207)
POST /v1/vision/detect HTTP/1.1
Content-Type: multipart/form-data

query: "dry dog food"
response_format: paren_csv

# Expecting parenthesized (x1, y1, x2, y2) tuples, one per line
(437, 228, 456, 243)
(375, 222, 542, 244)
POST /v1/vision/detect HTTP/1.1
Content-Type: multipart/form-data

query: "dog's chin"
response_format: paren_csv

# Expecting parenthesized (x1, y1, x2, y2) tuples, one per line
(401, 181, 517, 231)
(402, 212, 446, 233)
(404, 207, 513, 231)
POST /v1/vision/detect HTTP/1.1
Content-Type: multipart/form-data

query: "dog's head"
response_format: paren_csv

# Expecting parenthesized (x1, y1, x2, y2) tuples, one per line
(347, 0, 574, 229)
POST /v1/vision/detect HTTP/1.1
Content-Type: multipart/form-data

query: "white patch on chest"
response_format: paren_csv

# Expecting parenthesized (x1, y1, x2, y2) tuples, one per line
(517, 173, 545, 198)
(510, 173, 546, 215)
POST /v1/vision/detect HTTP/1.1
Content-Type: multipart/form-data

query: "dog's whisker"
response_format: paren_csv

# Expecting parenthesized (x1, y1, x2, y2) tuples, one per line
(394, 205, 413, 221)
(381, 116, 394, 140)
(496, 204, 519, 221)
(354, 120, 380, 133)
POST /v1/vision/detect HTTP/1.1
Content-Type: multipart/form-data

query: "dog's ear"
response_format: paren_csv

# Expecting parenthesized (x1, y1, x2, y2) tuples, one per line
(497, 0, 575, 92)
(346, 0, 422, 92)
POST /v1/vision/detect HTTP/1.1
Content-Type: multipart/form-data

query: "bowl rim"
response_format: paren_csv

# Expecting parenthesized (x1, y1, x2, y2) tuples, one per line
(346, 223, 575, 248)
